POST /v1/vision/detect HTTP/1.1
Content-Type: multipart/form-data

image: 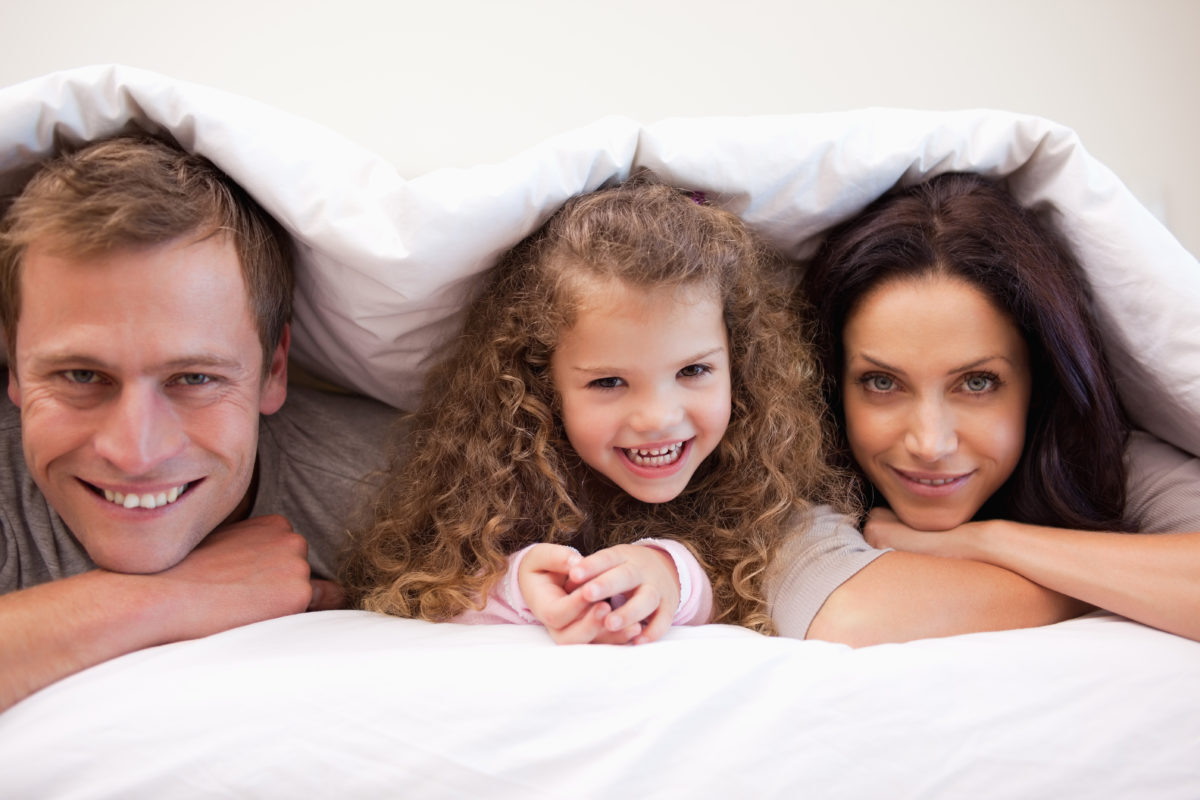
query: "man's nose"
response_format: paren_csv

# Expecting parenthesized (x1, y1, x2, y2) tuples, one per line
(904, 398, 957, 462)
(92, 384, 188, 474)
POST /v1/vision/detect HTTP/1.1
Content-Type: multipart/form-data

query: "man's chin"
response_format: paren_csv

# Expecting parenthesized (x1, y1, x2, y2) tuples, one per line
(86, 538, 196, 575)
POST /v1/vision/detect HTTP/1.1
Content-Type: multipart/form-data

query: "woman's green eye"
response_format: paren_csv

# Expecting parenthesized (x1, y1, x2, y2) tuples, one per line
(964, 374, 995, 392)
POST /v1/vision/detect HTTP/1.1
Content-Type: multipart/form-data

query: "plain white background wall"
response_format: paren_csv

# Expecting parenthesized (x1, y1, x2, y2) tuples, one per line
(1, 0, 1196, 256)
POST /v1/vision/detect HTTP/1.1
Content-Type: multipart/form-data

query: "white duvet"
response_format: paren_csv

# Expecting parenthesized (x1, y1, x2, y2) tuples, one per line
(1, 65, 1198, 798)
(3, 612, 1199, 799)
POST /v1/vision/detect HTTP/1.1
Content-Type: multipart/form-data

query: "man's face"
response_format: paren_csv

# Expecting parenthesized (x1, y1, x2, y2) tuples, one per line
(7, 234, 287, 573)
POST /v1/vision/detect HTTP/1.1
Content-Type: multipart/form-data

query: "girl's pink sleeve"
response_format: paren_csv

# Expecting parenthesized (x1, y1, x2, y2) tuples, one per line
(451, 544, 539, 625)
(633, 538, 714, 625)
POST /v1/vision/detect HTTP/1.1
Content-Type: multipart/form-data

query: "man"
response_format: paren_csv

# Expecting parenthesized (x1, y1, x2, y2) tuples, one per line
(0, 136, 396, 711)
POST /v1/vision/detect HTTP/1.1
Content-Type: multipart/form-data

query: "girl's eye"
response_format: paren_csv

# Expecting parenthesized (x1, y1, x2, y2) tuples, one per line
(588, 377, 624, 390)
(678, 364, 710, 379)
(862, 373, 895, 392)
(962, 373, 999, 393)
(172, 373, 213, 386)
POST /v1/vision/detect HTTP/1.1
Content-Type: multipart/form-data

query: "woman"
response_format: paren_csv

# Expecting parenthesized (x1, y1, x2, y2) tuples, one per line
(783, 172, 1200, 645)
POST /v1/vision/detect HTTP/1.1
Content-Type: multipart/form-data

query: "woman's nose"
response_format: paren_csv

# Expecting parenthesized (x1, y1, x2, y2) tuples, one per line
(904, 398, 957, 462)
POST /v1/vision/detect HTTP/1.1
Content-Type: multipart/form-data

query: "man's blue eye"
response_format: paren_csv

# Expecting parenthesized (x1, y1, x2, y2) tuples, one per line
(176, 374, 212, 386)
(64, 370, 100, 384)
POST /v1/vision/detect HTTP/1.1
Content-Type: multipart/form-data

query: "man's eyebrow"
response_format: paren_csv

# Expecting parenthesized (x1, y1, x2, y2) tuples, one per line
(25, 352, 247, 373)
(156, 355, 247, 372)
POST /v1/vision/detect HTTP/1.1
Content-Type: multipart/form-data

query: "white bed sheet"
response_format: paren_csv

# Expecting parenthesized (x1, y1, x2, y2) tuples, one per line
(2, 611, 1198, 799)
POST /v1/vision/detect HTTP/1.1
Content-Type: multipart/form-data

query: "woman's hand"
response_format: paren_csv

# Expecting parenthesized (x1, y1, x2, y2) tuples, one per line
(863, 507, 977, 559)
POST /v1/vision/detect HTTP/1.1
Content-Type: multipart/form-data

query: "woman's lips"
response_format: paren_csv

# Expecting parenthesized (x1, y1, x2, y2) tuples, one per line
(889, 466, 974, 497)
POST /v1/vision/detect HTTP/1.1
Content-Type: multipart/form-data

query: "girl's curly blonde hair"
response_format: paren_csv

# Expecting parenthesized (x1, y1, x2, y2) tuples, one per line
(342, 170, 849, 633)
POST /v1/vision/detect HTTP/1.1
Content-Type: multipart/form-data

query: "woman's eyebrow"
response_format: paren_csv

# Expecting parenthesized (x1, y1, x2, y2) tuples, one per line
(944, 355, 1014, 374)
(854, 352, 904, 374)
(853, 352, 1014, 376)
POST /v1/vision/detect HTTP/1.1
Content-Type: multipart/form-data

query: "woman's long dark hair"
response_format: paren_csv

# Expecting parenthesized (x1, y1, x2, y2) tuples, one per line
(802, 172, 1132, 531)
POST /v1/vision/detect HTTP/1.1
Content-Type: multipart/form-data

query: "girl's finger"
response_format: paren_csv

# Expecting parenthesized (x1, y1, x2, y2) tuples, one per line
(567, 545, 632, 586)
(576, 561, 641, 604)
(633, 606, 673, 644)
(525, 543, 582, 574)
(601, 584, 662, 632)
(539, 589, 600, 629)
(591, 622, 643, 645)
(547, 602, 611, 645)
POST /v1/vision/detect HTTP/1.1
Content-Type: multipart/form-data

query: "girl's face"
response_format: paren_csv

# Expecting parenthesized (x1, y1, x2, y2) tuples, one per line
(551, 279, 732, 504)
(841, 275, 1032, 530)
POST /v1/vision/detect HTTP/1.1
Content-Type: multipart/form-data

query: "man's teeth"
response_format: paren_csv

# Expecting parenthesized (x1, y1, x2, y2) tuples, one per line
(103, 484, 188, 510)
(624, 442, 683, 467)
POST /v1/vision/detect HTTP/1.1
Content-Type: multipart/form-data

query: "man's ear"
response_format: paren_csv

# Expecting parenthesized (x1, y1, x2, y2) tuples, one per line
(7, 367, 20, 408)
(259, 324, 289, 415)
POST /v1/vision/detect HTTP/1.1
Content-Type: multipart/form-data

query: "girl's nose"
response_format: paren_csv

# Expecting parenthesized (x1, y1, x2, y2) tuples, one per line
(628, 388, 685, 434)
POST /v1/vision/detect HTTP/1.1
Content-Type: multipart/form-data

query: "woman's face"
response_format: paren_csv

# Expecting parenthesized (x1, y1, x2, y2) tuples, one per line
(841, 275, 1032, 530)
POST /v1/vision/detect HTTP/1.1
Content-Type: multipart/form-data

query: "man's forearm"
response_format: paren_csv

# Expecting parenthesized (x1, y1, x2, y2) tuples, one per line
(2, 516, 325, 712)
(0, 570, 163, 712)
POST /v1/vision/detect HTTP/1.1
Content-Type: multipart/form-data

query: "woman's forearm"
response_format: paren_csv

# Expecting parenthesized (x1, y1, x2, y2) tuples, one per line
(964, 522, 1200, 641)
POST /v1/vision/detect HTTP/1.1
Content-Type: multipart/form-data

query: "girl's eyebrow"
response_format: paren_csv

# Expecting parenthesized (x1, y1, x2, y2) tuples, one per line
(681, 346, 726, 365)
(855, 352, 1014, 376)
(570, 346, 727, 375)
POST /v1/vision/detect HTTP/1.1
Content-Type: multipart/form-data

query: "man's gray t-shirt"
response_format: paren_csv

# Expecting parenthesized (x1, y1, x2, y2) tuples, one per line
(0, 383, 397, 592)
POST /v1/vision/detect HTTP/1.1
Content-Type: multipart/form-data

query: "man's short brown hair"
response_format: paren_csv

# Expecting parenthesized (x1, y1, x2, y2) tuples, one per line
(0, 135, 293, 370)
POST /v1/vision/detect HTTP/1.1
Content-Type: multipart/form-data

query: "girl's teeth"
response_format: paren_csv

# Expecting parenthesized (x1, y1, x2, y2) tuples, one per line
(625, 442, 684, 467)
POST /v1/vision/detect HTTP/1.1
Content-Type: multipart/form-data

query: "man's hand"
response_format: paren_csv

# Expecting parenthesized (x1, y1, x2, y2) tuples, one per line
(1, 514, 331, 712)
(148, 514, 325, 640)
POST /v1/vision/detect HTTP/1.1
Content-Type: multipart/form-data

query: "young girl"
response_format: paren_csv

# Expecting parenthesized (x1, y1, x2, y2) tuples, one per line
(342, 171, 848, 644)
(787, 171, 1200, 645)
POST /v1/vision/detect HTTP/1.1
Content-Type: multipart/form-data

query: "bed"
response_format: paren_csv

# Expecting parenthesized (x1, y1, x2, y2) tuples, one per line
(1, 65, 1198, 798)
